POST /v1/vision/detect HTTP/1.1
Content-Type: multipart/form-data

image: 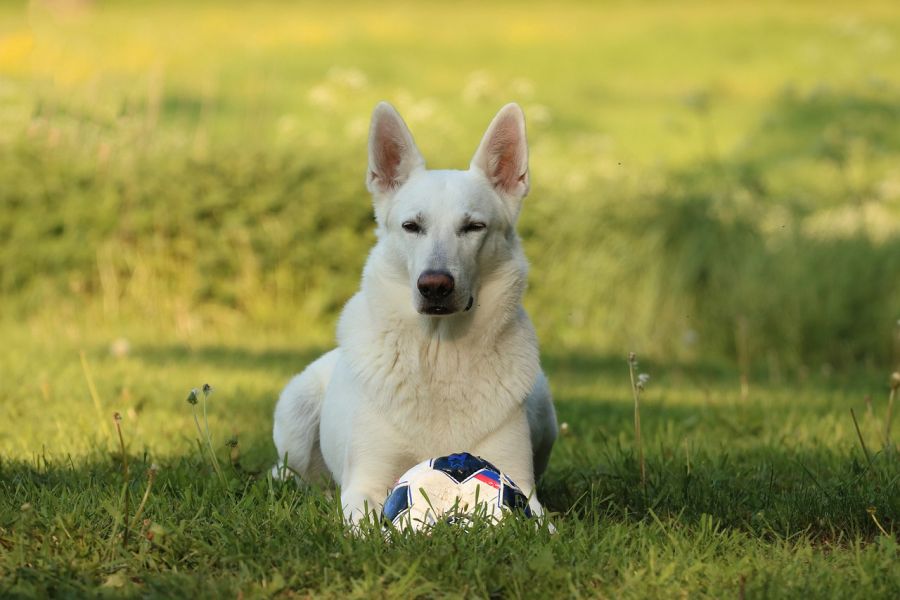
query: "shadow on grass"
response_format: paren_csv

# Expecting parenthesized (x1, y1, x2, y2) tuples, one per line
(2, 442, 895, 546)
(130, 343, 330, 373)
(129, 344, 714, 380)
(101, 342, 899, 542)
(538, 440, 899, 543)
(543, 349, 890, 392)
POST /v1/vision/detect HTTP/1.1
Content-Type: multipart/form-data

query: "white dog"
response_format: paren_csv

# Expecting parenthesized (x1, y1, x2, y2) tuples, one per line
(272, 102, 557, 524)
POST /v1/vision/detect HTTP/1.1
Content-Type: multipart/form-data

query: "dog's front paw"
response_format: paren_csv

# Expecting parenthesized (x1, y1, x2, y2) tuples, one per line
(340, 490, 382, 534)
(270, 463, 293, 482)
(525, 497, 557, 533)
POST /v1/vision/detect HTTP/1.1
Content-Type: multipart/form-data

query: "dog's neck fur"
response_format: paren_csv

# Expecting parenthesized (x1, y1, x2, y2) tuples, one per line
(336, 234, 540, 441)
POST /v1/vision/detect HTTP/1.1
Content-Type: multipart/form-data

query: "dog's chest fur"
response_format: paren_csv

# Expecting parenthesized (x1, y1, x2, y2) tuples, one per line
(337, 292, 539, 451)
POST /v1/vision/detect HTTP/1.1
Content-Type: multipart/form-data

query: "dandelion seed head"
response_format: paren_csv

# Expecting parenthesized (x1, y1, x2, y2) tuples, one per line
(527, 103, 552, 126)
(462, 70, 495, 105)
(109, 337, 130, 358)
(186, 389, 199, 405)
(511, 77, 535, 98)
(328, 66, 367, 90)
(307, 83, 334, 108)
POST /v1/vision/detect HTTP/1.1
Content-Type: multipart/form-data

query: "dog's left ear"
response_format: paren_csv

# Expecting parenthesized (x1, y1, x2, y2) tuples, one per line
(470, 103, 529, 205)
(367, 102, 425, 199)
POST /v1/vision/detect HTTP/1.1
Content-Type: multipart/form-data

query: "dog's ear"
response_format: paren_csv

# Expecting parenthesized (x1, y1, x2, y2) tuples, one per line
(366, 102, 425, 198)
(470, 103, 529, 203)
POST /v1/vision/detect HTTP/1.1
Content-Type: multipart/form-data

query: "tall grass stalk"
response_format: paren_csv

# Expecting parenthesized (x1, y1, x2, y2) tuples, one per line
(735, 316, 751, 401)
(884, 373, 900, 454)
(628, 352, 646, 491)
(684, 439, 692, 476)
(187, 387, 227, 486)
(112, 412, 129, 547)
(80, 351, 111, 442)
(867, 507, 890, 537)
(850, 408, 872, 468)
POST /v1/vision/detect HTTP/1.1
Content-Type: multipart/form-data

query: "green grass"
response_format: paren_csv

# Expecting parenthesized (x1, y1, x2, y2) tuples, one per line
(1, 323, 899, 597)
(2, 0, 900, 596)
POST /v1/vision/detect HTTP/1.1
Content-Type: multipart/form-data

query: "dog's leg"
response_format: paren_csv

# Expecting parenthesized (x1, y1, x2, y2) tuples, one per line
(335, 409, 412, 526)
(525, 371, 557, 482)
(339, 448, 407, 525)
(272, 349, 340, 482)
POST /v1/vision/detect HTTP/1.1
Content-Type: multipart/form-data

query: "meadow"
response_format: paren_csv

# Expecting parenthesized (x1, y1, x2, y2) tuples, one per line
(1, 0, 900, 597)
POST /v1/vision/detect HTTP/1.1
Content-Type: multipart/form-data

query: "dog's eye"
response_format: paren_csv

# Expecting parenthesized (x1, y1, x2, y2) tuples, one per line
(402, 221, 423, 234)
(461, 222, 487, 234)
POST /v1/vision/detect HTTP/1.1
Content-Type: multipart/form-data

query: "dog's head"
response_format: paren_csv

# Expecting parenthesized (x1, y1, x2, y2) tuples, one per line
(366, 102, 530, 317)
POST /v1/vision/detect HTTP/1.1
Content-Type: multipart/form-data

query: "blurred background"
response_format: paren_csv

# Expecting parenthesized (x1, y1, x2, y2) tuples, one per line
(1, 0, 899, 382)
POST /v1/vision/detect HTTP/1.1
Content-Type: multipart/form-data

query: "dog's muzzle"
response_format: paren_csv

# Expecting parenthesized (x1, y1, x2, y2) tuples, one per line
(416, 271, 475, 316)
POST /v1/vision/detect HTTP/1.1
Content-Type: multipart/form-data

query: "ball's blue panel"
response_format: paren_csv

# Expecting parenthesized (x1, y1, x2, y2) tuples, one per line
(501, 483, 533, 517)
(432, 452, 501, 483)
(382, 484, 411, 522)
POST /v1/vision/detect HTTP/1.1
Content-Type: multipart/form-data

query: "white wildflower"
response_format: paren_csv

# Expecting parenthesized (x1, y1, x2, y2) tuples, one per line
(637, 373, 650, 390)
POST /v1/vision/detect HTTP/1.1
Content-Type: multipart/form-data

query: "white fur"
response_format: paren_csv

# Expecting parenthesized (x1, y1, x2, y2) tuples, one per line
(272, 102, 557, 523)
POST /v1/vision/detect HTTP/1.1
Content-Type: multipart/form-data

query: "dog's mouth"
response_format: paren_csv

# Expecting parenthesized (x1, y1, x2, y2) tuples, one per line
(420, 296, 474, 316)
(422, 305, 455, 315)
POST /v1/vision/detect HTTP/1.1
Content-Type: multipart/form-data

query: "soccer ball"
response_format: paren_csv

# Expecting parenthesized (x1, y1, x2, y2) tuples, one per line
(382, 452, 533, 531)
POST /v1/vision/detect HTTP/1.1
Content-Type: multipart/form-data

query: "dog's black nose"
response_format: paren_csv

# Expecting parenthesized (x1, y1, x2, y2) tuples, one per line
(417, 270, 455, 300)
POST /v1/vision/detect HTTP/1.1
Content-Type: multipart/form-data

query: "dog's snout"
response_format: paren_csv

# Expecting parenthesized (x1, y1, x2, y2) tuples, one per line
(417, 270, 455, 300)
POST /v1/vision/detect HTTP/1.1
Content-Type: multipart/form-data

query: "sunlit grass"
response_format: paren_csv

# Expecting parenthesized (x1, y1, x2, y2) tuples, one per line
(1, 318, 899, 596)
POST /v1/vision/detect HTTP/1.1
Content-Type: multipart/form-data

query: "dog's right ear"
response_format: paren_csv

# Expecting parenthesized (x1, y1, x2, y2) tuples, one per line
(470, 103, 529, 205)
(366, 102, 425, 199)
